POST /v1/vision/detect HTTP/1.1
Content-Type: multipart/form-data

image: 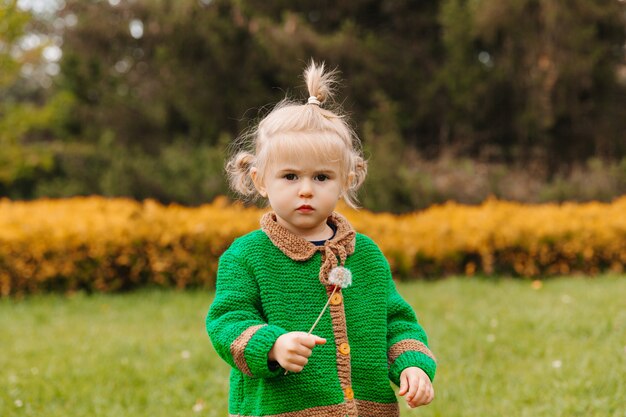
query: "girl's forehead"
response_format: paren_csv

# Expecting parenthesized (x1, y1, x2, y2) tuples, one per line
(268, 156, 341, 173)
(267, 135, 345, 164)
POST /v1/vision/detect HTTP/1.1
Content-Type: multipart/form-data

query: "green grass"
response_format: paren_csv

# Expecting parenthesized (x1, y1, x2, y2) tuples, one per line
(1, 276, 625, 417)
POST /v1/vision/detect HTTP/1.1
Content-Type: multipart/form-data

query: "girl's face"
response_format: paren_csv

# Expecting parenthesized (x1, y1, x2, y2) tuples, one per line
(252, 157, 343, 241)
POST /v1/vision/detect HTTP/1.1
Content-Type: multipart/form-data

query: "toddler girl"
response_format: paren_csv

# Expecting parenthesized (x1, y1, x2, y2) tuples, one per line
(206, 60, 436, 416)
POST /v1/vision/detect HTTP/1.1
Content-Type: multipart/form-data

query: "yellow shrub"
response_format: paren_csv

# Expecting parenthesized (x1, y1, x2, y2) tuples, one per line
(1, 196, 625, 296)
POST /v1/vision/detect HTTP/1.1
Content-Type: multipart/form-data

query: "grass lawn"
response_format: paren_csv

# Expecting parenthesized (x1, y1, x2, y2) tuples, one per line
(1, 276, 625, 417)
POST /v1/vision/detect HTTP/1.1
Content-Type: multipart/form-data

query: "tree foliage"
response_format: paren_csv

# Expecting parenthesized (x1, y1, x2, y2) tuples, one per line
(0, 1, 58, 198)
(53, 0, 625, 156)
(1, 0, 625, 210)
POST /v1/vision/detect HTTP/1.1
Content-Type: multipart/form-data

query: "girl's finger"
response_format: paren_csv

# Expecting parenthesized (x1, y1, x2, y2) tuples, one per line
(405, 376, 419, 402)
(398, 372, 409, 396)
(412, 382, 434, 407)
(425, 385, 435, 404)
(289, 355, 308, 368)
(414, 381, 428, 404)
(312, 335, 326, 345)
(289, 364, 304, 373)
(294, 345, 313, 358)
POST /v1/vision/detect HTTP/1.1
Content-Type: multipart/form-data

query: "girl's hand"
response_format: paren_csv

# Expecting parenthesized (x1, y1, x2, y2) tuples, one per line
(268, 332, 326, 373)
(398, 367, 434, 408)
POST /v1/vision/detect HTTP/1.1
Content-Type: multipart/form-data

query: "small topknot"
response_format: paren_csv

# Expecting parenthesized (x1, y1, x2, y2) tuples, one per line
(304, 60, 339, 105)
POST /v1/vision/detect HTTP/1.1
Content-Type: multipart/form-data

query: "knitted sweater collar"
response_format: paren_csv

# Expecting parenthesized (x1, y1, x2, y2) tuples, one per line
(260, 211, 356, 286)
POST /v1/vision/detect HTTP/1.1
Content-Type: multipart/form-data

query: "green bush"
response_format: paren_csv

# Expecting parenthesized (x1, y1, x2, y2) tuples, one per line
(33, 137, 230, 205)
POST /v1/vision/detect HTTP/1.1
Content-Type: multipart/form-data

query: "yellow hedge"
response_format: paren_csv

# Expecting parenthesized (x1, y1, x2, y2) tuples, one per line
(1, 196, 625, 296)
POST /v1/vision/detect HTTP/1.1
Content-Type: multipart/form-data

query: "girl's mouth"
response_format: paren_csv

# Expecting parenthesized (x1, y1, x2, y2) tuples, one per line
(297, 205, 314, 213)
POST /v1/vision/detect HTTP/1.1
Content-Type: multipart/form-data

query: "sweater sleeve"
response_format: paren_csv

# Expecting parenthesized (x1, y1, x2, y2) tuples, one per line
(206, 249, 288, 379)
(384, 259, 437, 386)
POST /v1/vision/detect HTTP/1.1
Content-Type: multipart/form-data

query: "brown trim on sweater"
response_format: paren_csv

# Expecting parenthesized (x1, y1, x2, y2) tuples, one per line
(357, 399, 400, 416)
(327, 286, 358, 416)
(388, 339, 436, 365)
(228, 399, 399, 417)
(260, 212, 356, 285)
(229, 404, 344, 417)
(230, 324, 265, 376)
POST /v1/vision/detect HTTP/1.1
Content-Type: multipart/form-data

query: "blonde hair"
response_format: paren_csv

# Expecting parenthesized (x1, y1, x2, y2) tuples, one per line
(226, 60, 367, 208)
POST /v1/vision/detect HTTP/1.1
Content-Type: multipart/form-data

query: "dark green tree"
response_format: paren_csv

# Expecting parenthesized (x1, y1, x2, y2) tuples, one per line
(436, 0, 626, 165)
(0, 1, 58, 198)
(3, 0, 625, 208)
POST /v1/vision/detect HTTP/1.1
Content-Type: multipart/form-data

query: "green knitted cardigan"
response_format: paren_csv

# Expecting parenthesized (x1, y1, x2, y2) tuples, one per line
(206, 212, 436, 417)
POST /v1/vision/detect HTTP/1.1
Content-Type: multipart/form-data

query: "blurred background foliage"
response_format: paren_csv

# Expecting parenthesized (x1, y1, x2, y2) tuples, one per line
(1, 0, 625, 212)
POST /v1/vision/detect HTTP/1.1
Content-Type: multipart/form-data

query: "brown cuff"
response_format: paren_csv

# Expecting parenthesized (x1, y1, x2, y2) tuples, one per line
(230, 324, 265, 376)
(388, 339, 436, 365)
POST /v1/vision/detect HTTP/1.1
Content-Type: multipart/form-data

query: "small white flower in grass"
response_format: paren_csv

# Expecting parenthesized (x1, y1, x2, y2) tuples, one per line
(328, 266, 352, 288)
(486, 334, 496, 343)
(14, 399, 23, 408)
(192, 399, 205, 412)
(552, 360, 562, 369)
(181, 350, 191, 360)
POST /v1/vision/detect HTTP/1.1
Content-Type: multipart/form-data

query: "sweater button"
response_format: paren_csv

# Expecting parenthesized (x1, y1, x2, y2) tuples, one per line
(339, 342, 350, 355)
(330, 293, 342, 305)
(344, 386, 354, 400)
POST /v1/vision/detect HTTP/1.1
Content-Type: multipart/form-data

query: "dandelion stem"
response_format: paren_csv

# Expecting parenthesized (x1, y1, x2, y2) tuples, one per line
(308, 286, 337, 335)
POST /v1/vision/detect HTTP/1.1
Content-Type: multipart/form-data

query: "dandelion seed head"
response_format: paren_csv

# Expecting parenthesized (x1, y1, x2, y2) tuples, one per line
(328, 267, 352, 288)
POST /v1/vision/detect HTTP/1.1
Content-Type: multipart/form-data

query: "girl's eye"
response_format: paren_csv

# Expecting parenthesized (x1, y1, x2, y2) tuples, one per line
(315, 174, 329, 181)
(284, 173, 297, 180)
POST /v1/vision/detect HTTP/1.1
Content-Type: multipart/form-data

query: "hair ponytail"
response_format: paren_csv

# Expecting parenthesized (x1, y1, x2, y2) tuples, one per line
(226, 151, 256, 197)
(352, 157, 368, 190)
(304, 60, 338, 106)
(342, 157, 368, 208)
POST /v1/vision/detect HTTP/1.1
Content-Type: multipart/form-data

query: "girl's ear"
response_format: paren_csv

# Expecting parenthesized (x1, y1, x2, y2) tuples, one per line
(346, 171, 356, 189)
(338, 171, 356, 201)
(250, 167, 268, 198)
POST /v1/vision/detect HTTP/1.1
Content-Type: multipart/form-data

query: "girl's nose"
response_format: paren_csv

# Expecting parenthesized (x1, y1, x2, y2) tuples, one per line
(298, 179, 313, 198)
